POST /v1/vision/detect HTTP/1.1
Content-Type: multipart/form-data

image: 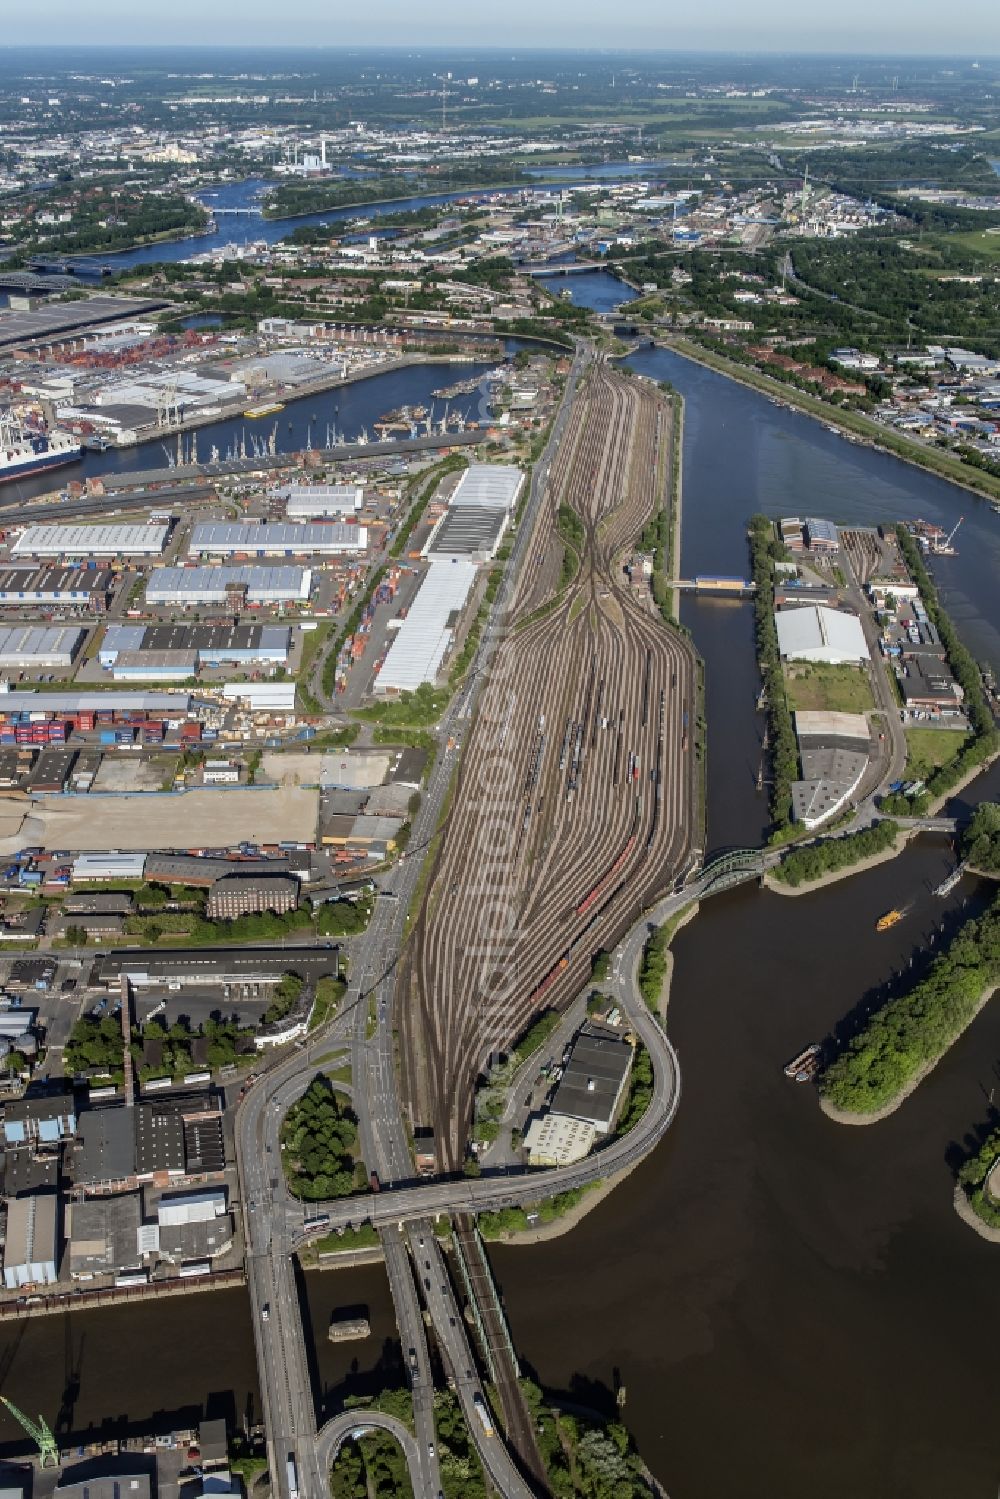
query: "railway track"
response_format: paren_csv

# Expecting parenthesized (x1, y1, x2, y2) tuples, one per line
(400, 365, 698, 1167)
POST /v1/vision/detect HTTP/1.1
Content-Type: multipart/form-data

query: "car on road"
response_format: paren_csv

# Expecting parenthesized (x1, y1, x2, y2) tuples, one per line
(262, 1304, 269, 1321)
(427, 1443, 435, 1459)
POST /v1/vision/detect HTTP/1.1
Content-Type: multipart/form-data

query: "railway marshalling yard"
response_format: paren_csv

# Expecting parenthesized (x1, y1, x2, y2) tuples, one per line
(401, 364, 700, 1167)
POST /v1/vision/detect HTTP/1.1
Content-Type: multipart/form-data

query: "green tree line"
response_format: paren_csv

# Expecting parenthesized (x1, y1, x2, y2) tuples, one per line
(821, 894, 1000, 1114)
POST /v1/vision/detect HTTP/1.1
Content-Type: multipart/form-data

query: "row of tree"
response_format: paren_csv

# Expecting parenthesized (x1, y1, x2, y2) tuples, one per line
(774, 819, 899, 888)
(749, 515, 799, 831)
(821, 895, 1000, 1114)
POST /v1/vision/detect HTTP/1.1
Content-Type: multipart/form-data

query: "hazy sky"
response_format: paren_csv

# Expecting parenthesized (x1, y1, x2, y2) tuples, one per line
(5, 1, 1000, 55)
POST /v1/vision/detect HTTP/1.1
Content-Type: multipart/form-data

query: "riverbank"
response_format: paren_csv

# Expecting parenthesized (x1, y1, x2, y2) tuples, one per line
(953, 1183, 1000, 1244)
(819, 981, 999, 1126)
(655, 900, 700, 1019)
(660, 336, 1000, 509)
(0, 1264, 245, 1320)
(763, 828, 914, 897)
(260, 176, 539, 224)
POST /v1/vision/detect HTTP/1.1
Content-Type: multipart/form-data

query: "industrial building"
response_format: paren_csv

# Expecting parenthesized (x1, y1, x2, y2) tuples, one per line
(550, 1026, 634, 1134)
(281, 484, 364, 518)
(0, 566, 115, 611)
(376, 560, 477, 694)
(111, 650, 197, 682)
(523, 1113, 597, 1166)
(791, 710, 872, 829)
(0, 624, 83, 670)
(188, 522, 367, 558)
(145, 565, 312, 607)
(11, 523, 170, 559)
(3, 1192, 58, 1288)
(775, 606, 870, 665)
(68, 1193, 142, 1279)
(3, 1086, 76, 1147)
(425, 461, 523, 561)
(221, 681, 296, 712)
(206, 874, 299, 921)
(100, 623, 291, 671)
(72, 852, 148, 883)
(0, 689, 189, 717)
(450, 463, 524, 511)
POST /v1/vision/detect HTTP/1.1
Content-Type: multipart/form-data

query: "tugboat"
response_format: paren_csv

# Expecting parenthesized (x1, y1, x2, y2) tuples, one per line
(876, 908, 903, 932)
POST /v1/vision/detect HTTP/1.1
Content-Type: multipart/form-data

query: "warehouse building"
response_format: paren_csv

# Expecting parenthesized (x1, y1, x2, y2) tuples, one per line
(112, 650, 198, 682)
(0, 624, 84, 670)
(221, 681, 296, 712)
(100, 623, 291, 672)
(791, 710, 872, 829)
(3, 1192, 58, 1288)
(550, 1026, 634, 1134)
(280, 485, 364, 518)
(188, 522, 367, 558)
(775, 605, 870, 665)
(0, 566, 115, 611)
(68, 1192, 142, 1279)
(376, 560, 477, 695)
(72, 852, 147, 883)
(425, 461, 523, 561)
(0, 689, 189, 717)
(523, 1113, 597, 1167)
(450, 463, 524, 511)
(145, 565, 312, 607)
(11, 523, 170, 559)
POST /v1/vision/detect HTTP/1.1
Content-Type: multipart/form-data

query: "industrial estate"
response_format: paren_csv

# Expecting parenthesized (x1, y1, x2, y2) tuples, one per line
(1, 40, 1000, 1499)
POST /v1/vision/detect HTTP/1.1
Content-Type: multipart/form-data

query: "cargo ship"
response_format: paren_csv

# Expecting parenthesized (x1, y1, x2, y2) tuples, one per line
(244, 402, 285, 418)
(0, 413, 81, 484)
(784, 1043, 821, 1082)
(876, 908, 903, 932)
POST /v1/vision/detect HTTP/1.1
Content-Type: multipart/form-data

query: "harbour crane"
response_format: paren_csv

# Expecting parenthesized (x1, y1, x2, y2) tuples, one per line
(0, 1395, 59, 1467)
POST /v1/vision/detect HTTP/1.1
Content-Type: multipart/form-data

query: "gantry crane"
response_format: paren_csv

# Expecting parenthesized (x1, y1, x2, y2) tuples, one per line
(0, 1395, 59, 1467)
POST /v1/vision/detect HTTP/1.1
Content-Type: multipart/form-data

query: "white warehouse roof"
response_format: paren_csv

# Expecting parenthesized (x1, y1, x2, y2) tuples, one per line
(281, 486, 364, 517)
(775, 606, 870, 665)
(376, 561, 477, 694)
(189, 523, 367, 557)
(0, 624, 83, 666)
(221, 682, 297, 711)
(0, 690, 188, 712)
(158, 1188, 227, 1226)
(451, 463, 524, 510)
(11, 524, 169, 558)
(146, 566, 311, 604)
(72, 852, 148, 880)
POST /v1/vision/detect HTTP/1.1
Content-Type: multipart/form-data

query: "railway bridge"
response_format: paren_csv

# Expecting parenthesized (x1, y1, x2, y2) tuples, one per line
(697, 848, 766, 895)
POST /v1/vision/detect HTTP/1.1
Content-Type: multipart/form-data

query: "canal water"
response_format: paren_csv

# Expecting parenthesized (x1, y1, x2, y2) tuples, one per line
(2, 357, 501, 508)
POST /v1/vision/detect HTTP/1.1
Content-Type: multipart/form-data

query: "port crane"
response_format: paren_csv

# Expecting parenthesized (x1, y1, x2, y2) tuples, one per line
(0, 1395, 59, 1467)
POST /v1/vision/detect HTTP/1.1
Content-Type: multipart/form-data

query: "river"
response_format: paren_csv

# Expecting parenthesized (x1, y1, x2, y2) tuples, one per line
(58, 163, 682, 278)
(488, 340, 1000, 1499)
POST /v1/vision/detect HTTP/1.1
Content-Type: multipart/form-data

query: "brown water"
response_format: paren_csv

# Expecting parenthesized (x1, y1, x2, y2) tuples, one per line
(0, 1286, 259, 1457)
(494, 844, 1000, 1499)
